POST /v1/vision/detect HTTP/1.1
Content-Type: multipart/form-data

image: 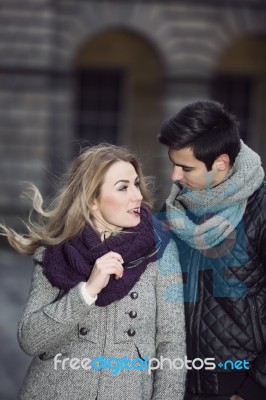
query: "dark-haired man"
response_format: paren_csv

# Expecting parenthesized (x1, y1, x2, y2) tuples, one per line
(158, 100, 266, 400)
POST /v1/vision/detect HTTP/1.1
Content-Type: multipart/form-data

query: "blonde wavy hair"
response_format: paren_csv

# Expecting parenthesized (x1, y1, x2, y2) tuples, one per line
(0, 144, 153, 255)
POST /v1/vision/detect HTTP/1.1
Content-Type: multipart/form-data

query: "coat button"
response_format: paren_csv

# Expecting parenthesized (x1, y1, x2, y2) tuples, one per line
(129, 311, 137, 319)
(39, 352, 46, 360)
(79, 327, 88, 336)
(130, 292, 138, 299)
(127, 328, 136, 337)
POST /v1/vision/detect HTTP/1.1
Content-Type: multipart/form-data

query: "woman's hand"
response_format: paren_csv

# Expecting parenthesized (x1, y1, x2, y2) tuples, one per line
(230, 395, 244, 400)
(85, 251, 124, 297)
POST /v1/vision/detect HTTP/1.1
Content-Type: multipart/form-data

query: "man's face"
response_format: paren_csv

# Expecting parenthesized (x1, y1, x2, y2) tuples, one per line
(168, 147, 222, 191)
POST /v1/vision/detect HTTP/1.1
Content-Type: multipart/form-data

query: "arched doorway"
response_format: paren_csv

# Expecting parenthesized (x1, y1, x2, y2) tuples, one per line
(212, 36, 266, 167)
(73, 28, 163, 177)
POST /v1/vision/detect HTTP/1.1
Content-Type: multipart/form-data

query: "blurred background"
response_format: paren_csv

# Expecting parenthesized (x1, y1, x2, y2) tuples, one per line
(0, 0, 266, 398)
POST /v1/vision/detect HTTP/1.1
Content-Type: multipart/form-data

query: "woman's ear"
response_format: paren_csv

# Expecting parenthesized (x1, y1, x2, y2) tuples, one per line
(91, 199, 98, 211)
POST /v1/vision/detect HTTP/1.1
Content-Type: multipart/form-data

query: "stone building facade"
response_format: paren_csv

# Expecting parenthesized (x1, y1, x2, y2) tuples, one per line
(1, 0, 266, 227)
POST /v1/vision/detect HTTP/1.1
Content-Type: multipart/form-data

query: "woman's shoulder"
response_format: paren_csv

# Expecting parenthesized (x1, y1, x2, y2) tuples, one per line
(156, 237, 181, 275)
(32, 246, 46, 263)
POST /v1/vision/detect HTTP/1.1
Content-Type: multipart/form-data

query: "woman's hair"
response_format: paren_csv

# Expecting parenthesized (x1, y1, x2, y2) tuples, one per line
(0, 144, 153, 255)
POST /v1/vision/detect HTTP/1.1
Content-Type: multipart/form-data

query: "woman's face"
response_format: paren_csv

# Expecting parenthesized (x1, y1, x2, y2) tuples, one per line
(92, 161, 143, 233)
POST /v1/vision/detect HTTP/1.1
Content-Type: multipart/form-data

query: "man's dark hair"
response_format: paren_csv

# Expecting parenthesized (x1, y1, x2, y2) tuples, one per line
(158, 100, 241, 170)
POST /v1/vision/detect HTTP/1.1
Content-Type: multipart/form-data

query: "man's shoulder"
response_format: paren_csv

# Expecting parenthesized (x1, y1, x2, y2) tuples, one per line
(247, 181, 266, 202)
(255, 181, 266, 192)
(245, 182, 266, 217)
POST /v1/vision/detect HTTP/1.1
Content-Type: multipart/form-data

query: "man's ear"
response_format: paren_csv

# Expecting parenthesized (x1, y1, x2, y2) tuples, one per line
(214, 154, 230, 171)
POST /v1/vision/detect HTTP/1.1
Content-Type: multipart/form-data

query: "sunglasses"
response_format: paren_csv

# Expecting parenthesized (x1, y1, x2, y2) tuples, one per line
(104, 228, 162, 269)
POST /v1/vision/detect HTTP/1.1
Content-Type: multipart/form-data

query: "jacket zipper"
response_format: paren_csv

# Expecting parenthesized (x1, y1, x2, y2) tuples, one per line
(188, 254, 202, 394)
(195, 270, 203, 394)
(249, 296, 263, 351)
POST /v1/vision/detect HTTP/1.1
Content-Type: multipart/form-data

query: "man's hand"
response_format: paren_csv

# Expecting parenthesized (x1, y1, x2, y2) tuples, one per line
(230, 395, 244, 400)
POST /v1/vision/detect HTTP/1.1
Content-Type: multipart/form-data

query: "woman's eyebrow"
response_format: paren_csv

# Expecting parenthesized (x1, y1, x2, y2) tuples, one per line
(114, 176, 139, 185)
(114, 179, 129, 185)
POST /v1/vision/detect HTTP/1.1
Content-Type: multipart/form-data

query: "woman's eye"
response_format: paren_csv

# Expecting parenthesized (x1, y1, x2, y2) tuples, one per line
(135, 181, 141, 188)
(118, 186, 128, 191)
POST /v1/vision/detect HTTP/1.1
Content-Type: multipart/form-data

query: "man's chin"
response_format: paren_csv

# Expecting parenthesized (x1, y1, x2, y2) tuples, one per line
(179, 182, 190, 189)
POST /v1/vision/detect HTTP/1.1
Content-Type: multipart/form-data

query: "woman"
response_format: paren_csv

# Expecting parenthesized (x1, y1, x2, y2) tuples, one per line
(1, 144, 186, 400)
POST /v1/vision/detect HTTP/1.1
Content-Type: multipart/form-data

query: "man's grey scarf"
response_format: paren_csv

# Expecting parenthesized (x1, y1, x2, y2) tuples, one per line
(165, 141, 264, 250)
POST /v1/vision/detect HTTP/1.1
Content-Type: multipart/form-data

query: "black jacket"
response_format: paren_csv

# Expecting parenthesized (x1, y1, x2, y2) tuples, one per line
(175, 182, 266, 399)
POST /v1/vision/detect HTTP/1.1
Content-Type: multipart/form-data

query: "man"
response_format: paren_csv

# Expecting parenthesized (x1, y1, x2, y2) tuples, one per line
(158, 100, 266, 400)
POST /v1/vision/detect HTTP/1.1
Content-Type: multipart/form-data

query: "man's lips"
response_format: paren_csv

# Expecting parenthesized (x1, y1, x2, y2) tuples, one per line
(177, 181, 188, 188)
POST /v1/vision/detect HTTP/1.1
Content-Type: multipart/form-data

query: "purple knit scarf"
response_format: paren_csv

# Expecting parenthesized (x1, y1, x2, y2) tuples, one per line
(42, 207, 168, 306)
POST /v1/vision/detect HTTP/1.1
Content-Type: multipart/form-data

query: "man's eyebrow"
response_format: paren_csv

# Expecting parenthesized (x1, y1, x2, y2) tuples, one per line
(168, 153, 195, 169)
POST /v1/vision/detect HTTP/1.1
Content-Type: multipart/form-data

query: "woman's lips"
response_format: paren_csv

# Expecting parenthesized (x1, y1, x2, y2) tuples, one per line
(127, 208, 140, 216)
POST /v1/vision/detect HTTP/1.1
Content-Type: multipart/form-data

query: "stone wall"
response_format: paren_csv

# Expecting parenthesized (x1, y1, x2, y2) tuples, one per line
(1, 0, 266, 225)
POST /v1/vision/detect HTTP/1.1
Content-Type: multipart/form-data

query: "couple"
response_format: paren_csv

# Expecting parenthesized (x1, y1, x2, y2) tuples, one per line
(2, 100, 266, 399)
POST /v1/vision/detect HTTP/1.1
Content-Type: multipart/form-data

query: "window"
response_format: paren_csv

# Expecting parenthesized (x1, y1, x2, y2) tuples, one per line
(211, 76, 252, 143)
(75, 68, 124, 146)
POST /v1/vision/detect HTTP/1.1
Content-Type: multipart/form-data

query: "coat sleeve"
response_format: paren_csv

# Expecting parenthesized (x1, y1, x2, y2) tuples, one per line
(152, 239, 186, 400)
(17, 247, 97, 357)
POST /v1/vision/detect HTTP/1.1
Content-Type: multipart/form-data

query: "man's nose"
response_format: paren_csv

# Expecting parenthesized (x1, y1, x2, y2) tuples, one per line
(171, 166, 184, 182)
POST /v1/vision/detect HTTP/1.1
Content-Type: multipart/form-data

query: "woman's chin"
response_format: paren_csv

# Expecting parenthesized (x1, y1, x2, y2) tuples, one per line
(120, 219, 141, 229)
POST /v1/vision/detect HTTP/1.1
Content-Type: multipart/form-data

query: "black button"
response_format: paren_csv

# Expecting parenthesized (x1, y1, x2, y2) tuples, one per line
(79, 327, 88, 336)
(127, 328, 136, 337)
(130, 292, 138, 299)
(39, 352, 46, 360)
(129, 311, 137, 319)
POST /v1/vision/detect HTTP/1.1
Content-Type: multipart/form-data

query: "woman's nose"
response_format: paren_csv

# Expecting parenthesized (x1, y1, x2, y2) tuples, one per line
(171, 166, 184, 182)
(132, 187, 143, 201)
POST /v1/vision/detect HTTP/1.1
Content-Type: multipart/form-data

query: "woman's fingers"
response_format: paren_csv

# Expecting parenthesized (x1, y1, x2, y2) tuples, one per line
(96, 251, 124, 264)
(85, 252, 124, 297)
(94, 259, 124, 279)
(94, 251, 124, 278)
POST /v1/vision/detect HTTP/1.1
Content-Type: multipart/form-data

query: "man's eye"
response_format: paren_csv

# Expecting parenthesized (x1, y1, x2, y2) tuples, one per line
(183, 168, 192, 172)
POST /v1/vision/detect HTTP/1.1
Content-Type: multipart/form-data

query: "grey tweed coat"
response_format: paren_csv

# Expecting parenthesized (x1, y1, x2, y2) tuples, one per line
(18, 240, 186, 400)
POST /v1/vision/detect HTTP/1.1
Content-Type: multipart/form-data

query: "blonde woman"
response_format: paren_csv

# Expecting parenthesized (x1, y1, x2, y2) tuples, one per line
(1, 144, 186, 400)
